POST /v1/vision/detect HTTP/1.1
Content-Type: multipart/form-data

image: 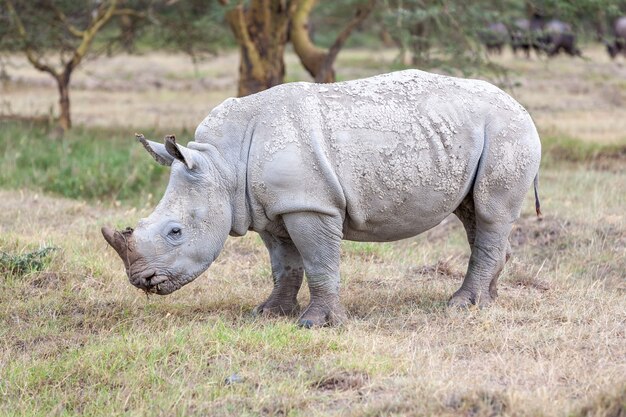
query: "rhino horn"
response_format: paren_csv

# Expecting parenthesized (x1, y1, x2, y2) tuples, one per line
(135, 133, 174, 166)
(101, 226, 135, 269)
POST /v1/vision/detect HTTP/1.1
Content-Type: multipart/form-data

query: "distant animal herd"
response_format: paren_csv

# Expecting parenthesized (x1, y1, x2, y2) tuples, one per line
(480, 15, 626, 59)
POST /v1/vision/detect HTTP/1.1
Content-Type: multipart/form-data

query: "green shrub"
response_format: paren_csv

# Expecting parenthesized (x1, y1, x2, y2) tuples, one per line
(0, 121, 170, 205)
(0, 246, 57, 277)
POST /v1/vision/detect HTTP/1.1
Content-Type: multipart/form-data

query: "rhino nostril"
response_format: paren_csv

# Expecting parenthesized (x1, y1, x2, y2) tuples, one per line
(145, 272, 156, 285)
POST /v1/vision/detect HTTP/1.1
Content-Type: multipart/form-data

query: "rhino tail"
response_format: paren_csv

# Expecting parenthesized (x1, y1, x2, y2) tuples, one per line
(534, 172, 542, 217)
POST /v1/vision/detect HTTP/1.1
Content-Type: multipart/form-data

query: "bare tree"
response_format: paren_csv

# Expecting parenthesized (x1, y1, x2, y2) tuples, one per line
(4, 0, 144, 131)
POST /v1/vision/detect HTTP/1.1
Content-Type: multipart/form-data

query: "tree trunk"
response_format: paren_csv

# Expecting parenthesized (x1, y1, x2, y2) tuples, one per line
(119, 15, 136, 53)
(56, 72, 72, 131)
(226, 1, 292, 97)
(291, 0, 375, 83)
(410, 22, 430, 66)
(290, 0, 332, 82)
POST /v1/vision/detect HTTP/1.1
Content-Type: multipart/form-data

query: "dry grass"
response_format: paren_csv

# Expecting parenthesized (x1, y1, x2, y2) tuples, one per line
(2, 45, 626, 145)
(1, 45, 625, 416)
(0, 163, 624, 416)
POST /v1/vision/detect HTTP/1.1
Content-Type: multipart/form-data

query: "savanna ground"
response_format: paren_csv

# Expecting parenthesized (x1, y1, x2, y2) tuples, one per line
(0, 45, 625, 416)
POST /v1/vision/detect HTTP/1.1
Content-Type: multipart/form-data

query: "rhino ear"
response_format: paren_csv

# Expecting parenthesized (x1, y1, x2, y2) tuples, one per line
(164, 134, 195, 170)
(135, 134, 174, 166)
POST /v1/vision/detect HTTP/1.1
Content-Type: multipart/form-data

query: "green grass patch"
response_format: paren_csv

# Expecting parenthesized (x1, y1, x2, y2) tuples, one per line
(342, 241, 395, 260)
(540, 132, 626, 166)
(0, 121, 171, 206)
(0, 245, 57, 277)
(1, 317, 372, 416)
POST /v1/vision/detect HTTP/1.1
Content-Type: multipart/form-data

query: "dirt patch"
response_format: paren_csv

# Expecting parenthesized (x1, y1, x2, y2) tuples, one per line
(11, 334, 88, 359)
(411, 258, 464, 280)
(30, 271, 62, 289)
(509, 215, 570, 249)
(445, 391, 509, 417)
(313, 371, 370, 391)
(505, 262, 551, 291)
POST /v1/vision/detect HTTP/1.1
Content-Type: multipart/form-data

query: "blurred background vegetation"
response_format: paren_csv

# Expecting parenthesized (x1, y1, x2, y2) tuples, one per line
(3, 0, 626, 128)
(1, 0, 625, 205)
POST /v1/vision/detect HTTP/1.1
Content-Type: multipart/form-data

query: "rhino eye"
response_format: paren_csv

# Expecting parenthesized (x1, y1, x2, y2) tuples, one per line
(168, 227, 182, 237)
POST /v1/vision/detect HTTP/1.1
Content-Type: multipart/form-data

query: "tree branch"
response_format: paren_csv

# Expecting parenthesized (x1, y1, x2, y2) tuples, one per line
(291, 0, 377, 83)
(325, 0, 376, 67)
(66, 0, 120, 74)
(4, 0, 59, 77)
(113, 8, 147, 18)
(47, 1, 85, 38)
(290, 0, 327, 78)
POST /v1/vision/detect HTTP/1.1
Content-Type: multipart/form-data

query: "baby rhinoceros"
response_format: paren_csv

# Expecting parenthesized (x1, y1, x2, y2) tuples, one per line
(102, 70, 542, 327)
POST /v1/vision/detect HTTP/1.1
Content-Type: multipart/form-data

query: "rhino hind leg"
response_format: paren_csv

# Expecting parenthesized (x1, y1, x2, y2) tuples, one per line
(254, 232, 304, 317)
(282, 212, 347, 328)
(454, 193, 476, 248)
(450, 193, 499, 307)
(447, 221, 511, 308)
(453, 192, 513, 279)
(449, 122, 539, 308)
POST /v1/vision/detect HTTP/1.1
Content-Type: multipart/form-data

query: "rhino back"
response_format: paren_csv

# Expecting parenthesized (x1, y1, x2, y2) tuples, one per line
(243, 70, 529, 241)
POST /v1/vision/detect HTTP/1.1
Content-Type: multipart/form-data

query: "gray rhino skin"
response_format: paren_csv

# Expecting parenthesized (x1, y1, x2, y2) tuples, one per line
(102, 69, 542, 327)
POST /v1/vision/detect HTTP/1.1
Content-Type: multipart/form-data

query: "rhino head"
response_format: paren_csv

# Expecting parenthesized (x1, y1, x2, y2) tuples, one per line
(102, 134, 236, 295)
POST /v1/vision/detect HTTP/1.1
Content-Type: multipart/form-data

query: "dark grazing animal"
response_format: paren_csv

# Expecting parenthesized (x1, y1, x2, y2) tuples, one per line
(480, 22, 508, 54)
(510, 17, 546, 58)
(607, 17, 626, 58)
(544, 20, 581, 57)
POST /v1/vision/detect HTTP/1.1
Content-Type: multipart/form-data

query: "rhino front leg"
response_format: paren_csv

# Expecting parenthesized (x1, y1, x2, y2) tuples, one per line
(282, 212, 347, 328)
(255, 232, 304, 317)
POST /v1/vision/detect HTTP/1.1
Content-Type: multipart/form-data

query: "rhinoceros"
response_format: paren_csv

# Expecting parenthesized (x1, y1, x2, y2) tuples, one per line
(102, 69, 542, 327)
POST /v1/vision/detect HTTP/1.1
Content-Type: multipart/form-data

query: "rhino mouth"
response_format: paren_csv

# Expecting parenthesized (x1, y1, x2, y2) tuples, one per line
(148, 278, 175, 295)
(130, 270, 173, 295)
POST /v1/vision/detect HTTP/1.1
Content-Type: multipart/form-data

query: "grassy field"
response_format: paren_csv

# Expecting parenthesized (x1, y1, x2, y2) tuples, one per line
(0, 47, 625, 416)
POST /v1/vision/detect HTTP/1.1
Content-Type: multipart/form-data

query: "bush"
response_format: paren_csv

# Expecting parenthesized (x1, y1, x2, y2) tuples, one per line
(0, 246, 57, 277)
(0, 121, 170, 205)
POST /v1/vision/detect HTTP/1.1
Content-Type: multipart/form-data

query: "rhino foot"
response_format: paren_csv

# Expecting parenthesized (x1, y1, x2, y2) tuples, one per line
(254, 297, 300, 317)
(447, 290, 494, 309)
(297, 300, 347, 328)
